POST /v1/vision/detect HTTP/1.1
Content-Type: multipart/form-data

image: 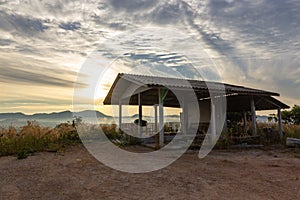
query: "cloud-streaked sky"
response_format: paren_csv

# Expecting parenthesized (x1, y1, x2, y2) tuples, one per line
(0, 0, 299, 114)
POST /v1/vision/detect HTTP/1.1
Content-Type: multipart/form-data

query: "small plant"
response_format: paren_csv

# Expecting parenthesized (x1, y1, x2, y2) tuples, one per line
(16, 150, 29, 160)
(101, 124, 122, 140)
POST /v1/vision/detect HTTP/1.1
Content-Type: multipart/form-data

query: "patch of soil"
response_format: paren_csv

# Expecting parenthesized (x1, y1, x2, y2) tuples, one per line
(1, 145, 300, 199)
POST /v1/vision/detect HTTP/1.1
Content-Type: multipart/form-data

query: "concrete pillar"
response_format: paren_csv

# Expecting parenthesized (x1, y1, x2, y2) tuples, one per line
(159, 104, 164, 147)
(251, 97, 257, 135)
(154, 105, 158, 133)
(278, 108, 283, 139)
(138, 93, 142, 137)
(211, 101, 216, 142)
(158, 88, 164, 147)
(119, 102, 122, 132)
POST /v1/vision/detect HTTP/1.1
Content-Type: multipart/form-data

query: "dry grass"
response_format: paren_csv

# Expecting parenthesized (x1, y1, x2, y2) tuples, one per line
(0, 122, 128, 158)
(1, 120, 300, 159)
(282, 124, 300, 138)
(0, 121, 80, 158)
(257, 123, 300, 138)
(217, 123, 300, 147)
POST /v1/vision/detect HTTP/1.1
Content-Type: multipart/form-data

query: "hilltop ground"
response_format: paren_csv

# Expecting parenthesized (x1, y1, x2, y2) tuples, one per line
(1, 145, 300, 200)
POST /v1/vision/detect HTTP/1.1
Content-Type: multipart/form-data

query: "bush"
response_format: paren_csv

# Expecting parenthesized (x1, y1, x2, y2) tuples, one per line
(17, 150, 29, 160)
(0, 121, 81, 158)
(100, 124, 122, 140)
(283, 124, 300, 139)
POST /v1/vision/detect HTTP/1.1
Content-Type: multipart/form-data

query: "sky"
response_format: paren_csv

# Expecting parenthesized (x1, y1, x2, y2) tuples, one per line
(0, 0, 299, 115)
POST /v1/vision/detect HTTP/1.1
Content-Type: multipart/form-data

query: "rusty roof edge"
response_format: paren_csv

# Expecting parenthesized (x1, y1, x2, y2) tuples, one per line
(104, 73, 281, 106)
(120, 73, 280, 96)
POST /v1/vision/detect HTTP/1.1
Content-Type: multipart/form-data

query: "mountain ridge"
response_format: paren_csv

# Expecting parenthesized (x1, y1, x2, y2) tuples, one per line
(0, 110, 112, 120)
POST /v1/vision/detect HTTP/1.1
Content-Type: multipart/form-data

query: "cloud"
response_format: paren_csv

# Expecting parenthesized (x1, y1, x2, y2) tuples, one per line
(145, 2, 184, 25)
(108, 0, 158, 12)
(0, 52, 87, 88)
(0, 0, 299, 113)
(0, 38, 13, 46)
(0, 10, 48, 35)
(207, 0, 300, 54)
(59, 22, 81, 31)
(0, 66, 75, 87)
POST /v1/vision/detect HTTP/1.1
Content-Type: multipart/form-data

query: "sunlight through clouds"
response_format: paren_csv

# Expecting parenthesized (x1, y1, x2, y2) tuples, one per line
(0, 0, 299, 113)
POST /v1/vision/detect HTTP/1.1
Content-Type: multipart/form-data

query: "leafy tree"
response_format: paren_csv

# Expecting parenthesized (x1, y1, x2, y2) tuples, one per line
(282, 110, 292, 124)
(268, 114, 278, 123)
(291, 105, 300, 124)
(267, 116, 273, 122)
(282, 105, 300, 124)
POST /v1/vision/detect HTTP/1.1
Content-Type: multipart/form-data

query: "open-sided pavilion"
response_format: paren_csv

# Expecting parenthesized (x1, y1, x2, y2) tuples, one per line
(103, 73, 290, 147)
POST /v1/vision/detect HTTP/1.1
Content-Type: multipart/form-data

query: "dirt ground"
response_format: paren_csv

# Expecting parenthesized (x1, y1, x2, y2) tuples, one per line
(1, 145, 300, 200)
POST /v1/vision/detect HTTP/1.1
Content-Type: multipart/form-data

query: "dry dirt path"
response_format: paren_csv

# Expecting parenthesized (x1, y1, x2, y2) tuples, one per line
(1, 145, 300, 200)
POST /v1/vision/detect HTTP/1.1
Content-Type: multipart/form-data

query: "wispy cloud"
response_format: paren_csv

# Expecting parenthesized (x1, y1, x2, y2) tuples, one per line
(0, 0, 299, 113)
(0, 10, 48, 34)
(0, 66, 77, 87)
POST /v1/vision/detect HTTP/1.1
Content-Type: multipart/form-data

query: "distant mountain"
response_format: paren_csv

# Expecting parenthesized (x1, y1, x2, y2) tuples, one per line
(32, 111, 73, 119)
(0, 110, 112, 120)
(0, 112, 27, 119)
(75, 110, 112, 118)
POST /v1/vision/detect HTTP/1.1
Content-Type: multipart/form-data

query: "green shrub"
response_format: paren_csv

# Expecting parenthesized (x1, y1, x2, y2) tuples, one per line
(16, 150, 29, 160)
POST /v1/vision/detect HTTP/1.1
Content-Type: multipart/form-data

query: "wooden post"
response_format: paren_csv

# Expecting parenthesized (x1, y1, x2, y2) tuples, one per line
(244, 111, 247, 133)
(159, 104, 164, 147)
(138, 93, 142, 137)
(158, 88, 164, 147)
(211, 101, 216, 142)
(251, 97, 257, 135)
(119, 101, 122, 133)
(154, 105, 158, 133)
(154, 105, 159, 147)
(278, 108, 283, 139)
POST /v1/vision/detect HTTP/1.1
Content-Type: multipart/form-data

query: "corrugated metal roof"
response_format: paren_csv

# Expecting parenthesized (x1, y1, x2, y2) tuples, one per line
(120, 73, 279, 96)
(103, 73, 290, 109)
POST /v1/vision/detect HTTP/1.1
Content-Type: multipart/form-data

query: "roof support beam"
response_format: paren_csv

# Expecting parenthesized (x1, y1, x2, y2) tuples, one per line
(262, 96, 282, 108)
(251, 96, 257, 135)
(121, 85, 150, 101)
